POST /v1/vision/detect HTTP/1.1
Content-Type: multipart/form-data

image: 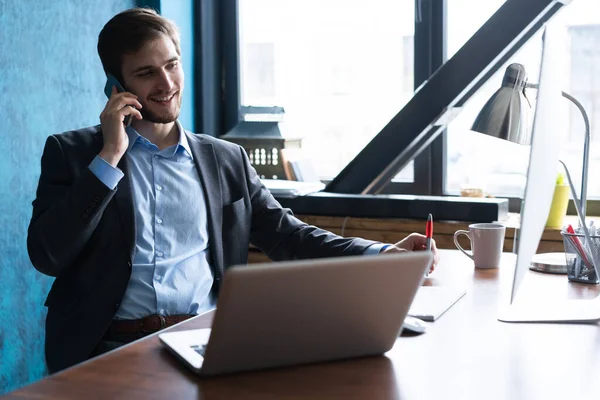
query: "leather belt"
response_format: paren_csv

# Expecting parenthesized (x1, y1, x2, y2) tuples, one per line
(103, 314, 194, 341)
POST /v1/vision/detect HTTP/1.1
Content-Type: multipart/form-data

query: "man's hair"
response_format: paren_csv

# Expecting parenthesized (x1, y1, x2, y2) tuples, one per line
(97, 7, 180, 83)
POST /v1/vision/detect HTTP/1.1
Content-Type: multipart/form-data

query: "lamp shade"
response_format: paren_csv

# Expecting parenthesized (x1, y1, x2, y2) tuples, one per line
(471, 63, 532, 145)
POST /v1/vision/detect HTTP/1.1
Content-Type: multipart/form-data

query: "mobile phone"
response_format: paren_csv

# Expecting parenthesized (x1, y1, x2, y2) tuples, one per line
(104, 73, 126, 98)
(104, 73, 132, 125)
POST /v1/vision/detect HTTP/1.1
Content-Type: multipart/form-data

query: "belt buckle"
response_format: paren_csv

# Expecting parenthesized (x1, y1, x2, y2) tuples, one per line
(140, 314, 167, 333)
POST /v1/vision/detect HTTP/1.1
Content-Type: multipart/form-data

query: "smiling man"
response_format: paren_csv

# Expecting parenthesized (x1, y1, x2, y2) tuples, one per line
(27, 7, 438, 374)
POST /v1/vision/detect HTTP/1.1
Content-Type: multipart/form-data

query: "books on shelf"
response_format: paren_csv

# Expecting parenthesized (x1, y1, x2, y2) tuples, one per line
(279, 149, 320, 182)
(266, 148, 323, 197)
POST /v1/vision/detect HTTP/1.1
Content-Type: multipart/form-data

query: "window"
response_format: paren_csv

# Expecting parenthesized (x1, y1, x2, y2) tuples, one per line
(239, 0, 415, 181)
(244, 43, 276, 99)
(568, 23, 600, 198)
(233, 0, 600, 211)
(446, 0, 600, 202)
(402, 36, 414, 93)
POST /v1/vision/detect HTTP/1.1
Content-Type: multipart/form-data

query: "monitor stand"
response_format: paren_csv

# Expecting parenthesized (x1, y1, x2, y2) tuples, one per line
(498, 296, 600, 323)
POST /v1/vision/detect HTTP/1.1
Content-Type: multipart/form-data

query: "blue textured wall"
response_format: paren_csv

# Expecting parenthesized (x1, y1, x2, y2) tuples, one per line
(0, 0, 135, 394)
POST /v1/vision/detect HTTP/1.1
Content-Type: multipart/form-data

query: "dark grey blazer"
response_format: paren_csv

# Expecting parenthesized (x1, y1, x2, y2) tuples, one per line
(27, 125, 377, 373)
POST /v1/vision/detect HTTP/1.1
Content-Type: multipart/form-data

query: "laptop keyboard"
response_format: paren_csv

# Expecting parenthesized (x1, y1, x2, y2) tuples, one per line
(191, 344, 207, 356)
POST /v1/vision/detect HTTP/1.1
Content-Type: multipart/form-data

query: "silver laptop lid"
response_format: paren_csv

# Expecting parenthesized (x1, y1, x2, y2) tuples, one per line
(197, 251, 432, 375)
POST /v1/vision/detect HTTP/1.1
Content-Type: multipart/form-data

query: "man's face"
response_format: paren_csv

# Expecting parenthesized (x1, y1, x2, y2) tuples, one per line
(121, 34, 184, 124)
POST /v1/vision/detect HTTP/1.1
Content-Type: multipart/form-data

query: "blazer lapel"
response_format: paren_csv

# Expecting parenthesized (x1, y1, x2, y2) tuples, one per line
(186, 131, 224, 277)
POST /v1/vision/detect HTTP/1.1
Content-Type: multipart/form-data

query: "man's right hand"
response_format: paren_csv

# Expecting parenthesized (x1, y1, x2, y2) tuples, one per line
(99, 86, 143, 166)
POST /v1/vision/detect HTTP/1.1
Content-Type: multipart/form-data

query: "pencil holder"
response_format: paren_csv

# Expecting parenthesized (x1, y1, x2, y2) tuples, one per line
(561, 231, 600, 284)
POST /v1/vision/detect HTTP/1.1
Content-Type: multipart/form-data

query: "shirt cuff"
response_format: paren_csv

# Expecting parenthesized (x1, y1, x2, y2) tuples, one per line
(88, 155, 124, 190)
(364, 243, 391, 255)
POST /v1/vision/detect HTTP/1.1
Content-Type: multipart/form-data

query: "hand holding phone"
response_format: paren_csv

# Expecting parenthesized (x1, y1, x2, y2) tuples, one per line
(103, 74, 135, 126)
(99, 74, 143, 166)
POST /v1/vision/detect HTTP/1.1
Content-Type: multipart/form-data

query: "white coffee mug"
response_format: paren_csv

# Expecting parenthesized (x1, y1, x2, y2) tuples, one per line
(453, 223, 506, 269)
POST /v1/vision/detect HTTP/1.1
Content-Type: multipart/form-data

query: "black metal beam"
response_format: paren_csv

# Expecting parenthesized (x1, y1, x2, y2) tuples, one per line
(324, 0, 565, 194)
(194, 0, 221, 136)
(428, 1, 447, 196)
(413, 0, 447, 196)
(192, 0, 239, 137)
(220, 0, 241, 135)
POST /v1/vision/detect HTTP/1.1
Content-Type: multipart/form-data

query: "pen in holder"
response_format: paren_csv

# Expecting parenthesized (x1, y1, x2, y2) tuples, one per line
(561, 228, 600, 284)
(558, 160, 600, 284)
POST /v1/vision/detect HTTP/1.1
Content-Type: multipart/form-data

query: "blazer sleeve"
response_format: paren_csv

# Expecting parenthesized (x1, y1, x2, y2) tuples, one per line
(27, 135, 117, 277)
(240, 147, 379, 260)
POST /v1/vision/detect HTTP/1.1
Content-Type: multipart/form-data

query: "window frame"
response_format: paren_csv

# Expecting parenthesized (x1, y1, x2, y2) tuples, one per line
(382, 0, 447, 196)
(194, 0, 597, 216)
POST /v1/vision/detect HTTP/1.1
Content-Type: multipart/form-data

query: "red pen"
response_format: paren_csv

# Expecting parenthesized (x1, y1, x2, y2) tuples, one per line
(425, 213, 433, 251)
(424, 214, 433, 276)
(567, 224, 591, 267)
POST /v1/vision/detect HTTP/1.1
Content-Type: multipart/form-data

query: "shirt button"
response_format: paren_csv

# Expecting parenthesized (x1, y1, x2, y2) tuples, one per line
(156, 185, 162, 191)
(154, 154, 160, 159)
(156, 250, 164, 257)
(159, 309, 166, 316)
(156, 217, 163, 224)
(156, 275, 163, 282)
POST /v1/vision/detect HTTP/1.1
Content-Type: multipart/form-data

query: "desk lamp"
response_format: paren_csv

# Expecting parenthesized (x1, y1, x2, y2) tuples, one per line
(472, 62, 591, 274)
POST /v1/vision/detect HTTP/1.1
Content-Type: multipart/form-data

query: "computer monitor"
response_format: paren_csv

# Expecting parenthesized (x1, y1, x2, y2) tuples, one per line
(498, 22, 600, 323)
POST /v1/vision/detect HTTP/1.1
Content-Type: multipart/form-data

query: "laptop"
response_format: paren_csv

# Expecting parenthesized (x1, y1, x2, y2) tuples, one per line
(159, 251, 433, 376)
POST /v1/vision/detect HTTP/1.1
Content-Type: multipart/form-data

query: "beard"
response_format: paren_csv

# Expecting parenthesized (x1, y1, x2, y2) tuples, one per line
(140, 93, 182, 123)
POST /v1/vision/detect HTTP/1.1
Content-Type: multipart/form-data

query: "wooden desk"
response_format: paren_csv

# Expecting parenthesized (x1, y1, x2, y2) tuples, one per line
(7, 250, 600, 399)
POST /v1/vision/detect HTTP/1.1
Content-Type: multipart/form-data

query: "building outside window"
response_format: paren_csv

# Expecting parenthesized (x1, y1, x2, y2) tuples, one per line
(239, 0, 415, 182)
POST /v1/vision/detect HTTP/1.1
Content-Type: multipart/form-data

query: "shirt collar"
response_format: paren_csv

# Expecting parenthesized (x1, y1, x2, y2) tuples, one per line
(176, 121, 193, 158)
(125, 120, 193, 159)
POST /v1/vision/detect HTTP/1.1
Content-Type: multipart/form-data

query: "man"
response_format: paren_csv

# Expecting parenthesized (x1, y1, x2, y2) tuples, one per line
(27, 7, 438, 373)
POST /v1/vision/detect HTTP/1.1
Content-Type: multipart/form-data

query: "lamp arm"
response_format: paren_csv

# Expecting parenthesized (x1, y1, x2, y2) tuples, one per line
(525, 83, 590, 221)
(560, 91, 591, 222)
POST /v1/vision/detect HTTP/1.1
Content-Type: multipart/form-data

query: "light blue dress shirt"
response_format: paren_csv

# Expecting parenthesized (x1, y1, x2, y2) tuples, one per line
(88, 121, 386, 319)
(89, 122, 215, 319)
